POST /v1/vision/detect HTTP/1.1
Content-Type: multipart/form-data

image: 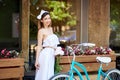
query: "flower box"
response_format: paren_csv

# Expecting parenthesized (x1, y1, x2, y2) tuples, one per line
(58, 54, 116, 73)
(0, 58, 24, 80)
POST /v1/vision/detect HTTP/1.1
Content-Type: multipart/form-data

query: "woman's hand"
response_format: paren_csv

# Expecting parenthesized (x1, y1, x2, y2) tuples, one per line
(35, 60, 40, 70)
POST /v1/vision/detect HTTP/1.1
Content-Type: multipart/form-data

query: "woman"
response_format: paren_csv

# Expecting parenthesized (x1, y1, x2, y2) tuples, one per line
(35, 10, 60, 80)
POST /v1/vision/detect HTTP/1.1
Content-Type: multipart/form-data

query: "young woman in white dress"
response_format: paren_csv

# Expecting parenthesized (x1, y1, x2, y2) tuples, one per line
(35, 10, 60, 80)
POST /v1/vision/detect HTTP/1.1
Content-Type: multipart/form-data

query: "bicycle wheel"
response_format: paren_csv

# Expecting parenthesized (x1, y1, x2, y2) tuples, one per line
(103, 69, 120, 80)
(49, 73, 76, 80)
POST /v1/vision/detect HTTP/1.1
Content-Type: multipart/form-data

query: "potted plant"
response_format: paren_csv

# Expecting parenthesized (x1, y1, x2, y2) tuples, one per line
(0, 49, 24, 79)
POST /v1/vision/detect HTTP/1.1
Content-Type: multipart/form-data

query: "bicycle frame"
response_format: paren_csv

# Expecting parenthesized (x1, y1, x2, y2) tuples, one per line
(68, 59, 107, 80)
(65, 44, 108, 80)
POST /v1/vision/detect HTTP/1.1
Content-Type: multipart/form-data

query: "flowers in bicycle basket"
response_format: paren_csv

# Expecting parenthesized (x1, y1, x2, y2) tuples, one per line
(65, 45, 114, 55)
(0, 48, 19, 58)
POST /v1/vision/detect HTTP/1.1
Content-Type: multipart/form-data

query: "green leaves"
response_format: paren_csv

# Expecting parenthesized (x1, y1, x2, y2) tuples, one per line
(110, 0, 120, 31)
(46, 0, 76, 26)
(54, 56, 62, 73)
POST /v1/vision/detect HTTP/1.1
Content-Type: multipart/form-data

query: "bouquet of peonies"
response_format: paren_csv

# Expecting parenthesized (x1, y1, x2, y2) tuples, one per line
(54, 47, 64, 56)
(0, 49, 19, 58)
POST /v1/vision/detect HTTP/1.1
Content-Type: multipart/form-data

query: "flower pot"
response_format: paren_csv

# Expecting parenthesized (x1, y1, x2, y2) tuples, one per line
(57, 54, 116, 73)
(0, 58, 24, 80)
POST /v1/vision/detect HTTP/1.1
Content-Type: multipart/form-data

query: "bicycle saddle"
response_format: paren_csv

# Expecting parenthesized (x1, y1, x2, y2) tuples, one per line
(96, 56, 111, 64)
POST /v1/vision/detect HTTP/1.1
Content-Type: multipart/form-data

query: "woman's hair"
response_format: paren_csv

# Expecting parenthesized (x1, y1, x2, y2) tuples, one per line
(38, 12, 51, 29)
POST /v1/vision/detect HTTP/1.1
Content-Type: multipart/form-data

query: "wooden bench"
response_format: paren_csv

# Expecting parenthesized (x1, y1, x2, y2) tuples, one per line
(0, 58, 24, 80)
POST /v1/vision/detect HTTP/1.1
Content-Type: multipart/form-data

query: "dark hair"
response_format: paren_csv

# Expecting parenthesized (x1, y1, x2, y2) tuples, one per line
(40, 12, 50, 28)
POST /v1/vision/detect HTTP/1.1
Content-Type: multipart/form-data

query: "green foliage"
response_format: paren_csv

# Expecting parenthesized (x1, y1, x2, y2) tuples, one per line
(110, 0, 120, 32)
(54, 56, 62, 73)
(45, 0, 76, 26)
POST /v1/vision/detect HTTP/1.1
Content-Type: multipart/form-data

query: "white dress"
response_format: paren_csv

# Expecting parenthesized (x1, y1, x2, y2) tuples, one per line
(35, 34, 60, 80)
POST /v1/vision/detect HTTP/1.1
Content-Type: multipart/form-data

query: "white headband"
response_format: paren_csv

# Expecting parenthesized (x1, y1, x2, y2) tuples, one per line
(37, 10, 49, 20)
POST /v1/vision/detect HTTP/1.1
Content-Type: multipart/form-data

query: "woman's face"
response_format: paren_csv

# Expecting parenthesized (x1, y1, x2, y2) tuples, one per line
(41, 14, 51, 27)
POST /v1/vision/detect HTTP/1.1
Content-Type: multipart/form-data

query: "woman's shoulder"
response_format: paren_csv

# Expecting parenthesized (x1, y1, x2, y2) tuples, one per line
(38, 28, 45, 34)
(38, 28, 46, 32)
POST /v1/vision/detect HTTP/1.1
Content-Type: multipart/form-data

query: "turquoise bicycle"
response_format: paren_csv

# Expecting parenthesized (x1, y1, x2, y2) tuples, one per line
(49, 44, 120, 80)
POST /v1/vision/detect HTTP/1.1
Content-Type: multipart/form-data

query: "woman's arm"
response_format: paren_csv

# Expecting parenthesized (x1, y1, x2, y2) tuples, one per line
(35, 29, 43, 69)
